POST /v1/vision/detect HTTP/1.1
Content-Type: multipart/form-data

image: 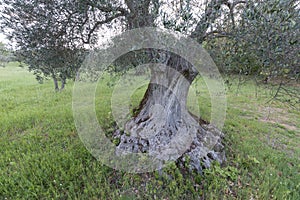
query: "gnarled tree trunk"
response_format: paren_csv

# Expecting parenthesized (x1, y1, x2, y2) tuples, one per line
(112, 0, 229, 173)
(115, 54, 226, 173)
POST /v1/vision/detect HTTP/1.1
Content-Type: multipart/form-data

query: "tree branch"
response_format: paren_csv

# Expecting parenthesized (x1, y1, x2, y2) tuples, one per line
(190, 0, 226, 43)
(86, 1, 129, 16)
(82, 12, 124, 44)
(203, 30, 232, 39)
(124, 0, 154, 29)
(224, 1, 247, 29)
(232, 1, 247, 9)
(190, 0, 247, 43)
(124, 0, 135, 12)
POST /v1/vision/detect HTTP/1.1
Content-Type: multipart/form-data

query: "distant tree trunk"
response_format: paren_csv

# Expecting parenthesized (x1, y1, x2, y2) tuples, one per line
(52, 73, 59, 91)
(60, 78, 66, 90)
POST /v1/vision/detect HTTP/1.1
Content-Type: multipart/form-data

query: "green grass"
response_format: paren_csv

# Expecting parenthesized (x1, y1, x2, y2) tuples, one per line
(0, 62, 299, 199)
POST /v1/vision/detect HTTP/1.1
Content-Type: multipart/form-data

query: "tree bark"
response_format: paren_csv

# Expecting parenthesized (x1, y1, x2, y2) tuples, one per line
(115, 54, 226, 173)
(60, 78, 66, 90)
(52, 74, 59, 91)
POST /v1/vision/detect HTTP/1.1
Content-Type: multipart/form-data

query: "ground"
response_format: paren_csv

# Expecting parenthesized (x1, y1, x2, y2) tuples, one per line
(0, 62, 299, 199)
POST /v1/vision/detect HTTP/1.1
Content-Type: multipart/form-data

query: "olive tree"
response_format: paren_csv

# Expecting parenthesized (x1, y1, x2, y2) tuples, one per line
(1, 0, 89, 90)
(1, 0, 248, 172)
(206, 0, 299, 103)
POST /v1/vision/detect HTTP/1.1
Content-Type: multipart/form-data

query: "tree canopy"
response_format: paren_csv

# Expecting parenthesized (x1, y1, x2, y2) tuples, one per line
(1, 0, 248, 85)
(2, 0, 298, 84)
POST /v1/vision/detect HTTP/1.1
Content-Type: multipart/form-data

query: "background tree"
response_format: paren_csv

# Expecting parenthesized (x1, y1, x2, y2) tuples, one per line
(206, 0, 299, 103)
(1, 0, 101, 90)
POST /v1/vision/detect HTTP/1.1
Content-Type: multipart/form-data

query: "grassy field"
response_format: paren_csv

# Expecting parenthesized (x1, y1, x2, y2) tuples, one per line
(0, 62, 299, 199)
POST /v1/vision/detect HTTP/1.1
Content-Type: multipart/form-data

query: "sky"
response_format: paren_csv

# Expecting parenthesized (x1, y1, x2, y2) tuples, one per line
(0, 33, 9, 44)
